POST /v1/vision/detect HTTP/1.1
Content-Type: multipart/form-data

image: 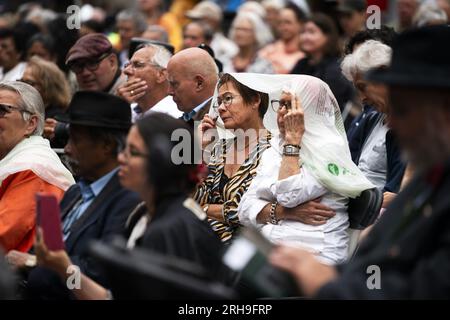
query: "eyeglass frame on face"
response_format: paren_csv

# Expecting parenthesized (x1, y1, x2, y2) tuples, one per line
(68, 52, 112, 74)
(120, 144, 149, 159)
(270, 99, 292, 112)
(123, 60, 162, 71)
(0, 103, 32, 118)
(213, 93, 242, 110)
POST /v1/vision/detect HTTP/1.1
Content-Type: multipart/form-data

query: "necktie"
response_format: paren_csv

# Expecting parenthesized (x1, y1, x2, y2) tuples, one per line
(133, 105, 143, 120)
(182, 109, 197, 122)
(62, 185, 95, 241)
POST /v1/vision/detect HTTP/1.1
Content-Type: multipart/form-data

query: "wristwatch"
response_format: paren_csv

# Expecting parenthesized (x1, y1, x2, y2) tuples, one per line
(283, 144, 301, 156)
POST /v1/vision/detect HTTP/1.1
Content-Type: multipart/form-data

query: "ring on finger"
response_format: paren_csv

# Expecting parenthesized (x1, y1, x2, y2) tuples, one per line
(130, 90, 134, 95)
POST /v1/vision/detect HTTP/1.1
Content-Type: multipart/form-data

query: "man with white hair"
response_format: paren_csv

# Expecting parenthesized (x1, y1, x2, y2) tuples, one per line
(118, 43, 182, 121)
(0, 81, 74, 252)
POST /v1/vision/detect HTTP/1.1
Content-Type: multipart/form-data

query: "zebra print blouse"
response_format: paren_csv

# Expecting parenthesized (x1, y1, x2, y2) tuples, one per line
(194, 132, 272, 243)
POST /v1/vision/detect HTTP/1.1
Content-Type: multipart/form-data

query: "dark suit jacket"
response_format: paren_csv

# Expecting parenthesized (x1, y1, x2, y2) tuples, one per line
(316, 160, 450, 299)
(26, 172, 141, 299)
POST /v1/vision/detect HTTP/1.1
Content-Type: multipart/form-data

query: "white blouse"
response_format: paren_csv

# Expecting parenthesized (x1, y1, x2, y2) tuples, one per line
(238, 135, 350, 265)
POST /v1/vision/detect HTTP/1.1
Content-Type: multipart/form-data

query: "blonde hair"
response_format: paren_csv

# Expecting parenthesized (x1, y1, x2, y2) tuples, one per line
(26, 56, 71, 110)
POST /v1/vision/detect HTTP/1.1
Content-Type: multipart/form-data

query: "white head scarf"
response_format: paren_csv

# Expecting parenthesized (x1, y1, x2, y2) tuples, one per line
(209, 73, 373, 198)
(0, 136, 75, 190)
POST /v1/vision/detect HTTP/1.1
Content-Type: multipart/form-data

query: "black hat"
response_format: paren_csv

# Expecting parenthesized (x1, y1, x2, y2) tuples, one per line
(55, 91, 131, 129)
(337, 0, 366, 13)
(367, 25, 450, 89)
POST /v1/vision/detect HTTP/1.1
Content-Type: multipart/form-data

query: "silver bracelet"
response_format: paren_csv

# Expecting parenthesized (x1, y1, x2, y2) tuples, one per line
(269, 201, 279, 225)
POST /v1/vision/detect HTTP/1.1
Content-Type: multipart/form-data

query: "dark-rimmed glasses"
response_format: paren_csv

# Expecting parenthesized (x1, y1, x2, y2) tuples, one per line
(68, 52, 112, 74)
(270, 99, 292, 112)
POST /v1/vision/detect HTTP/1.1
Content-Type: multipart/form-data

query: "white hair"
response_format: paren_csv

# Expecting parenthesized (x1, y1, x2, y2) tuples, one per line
(117, 8, 148, 34)
(229, 12, 274, 49)
(238, 1, 267, 19)
(341, 40, 392, 82)
(262, 0, 286, 10)
(0, 81, 45, 136)
(138, 43, 173, 69)
(413, 2, 448, 27)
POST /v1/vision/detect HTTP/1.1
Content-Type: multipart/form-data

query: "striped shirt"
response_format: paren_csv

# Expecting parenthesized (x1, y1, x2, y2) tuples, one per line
(194, 132, 272, 243)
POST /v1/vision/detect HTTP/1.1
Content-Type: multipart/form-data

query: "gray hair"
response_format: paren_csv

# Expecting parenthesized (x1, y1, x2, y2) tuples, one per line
(229, 12, 274, 48)
(238, 1, 267, 19)
(262, 0, 286, 10)
(137, 43, 173, 69)
(0, 81, 45, 135)
(25, 8, 57, 25)
(341, 40, 392, 82)
(144, 25, 169, 43)
(117, 9, 148, 34)
(413, 2, 448, 27)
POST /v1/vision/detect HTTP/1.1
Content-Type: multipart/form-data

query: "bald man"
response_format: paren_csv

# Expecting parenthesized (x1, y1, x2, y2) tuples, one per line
(167, 47, 219, 124)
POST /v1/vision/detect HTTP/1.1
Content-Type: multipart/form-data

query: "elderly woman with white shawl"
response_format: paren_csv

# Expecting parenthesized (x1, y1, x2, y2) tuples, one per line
(236, 73, 373, 265)
(0, 81, 74, 253)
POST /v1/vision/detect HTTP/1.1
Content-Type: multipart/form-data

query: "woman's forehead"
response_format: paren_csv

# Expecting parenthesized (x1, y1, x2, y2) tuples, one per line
(218, 81, 238, 94)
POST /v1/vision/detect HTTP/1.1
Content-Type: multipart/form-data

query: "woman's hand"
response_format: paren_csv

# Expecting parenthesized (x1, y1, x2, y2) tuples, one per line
(283, 94, 305, 146)
(279, 198, 335, 226)
(117, 78, 148, 103)
(34, 227, 72, 278)
(43, 118, 57, 140)
(198, 114, 218, 151)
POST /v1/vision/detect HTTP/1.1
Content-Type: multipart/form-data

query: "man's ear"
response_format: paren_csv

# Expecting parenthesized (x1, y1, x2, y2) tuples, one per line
(156, 69, 168, 84)
(194, 75, 205, 91)
(108, 53, 118, 69)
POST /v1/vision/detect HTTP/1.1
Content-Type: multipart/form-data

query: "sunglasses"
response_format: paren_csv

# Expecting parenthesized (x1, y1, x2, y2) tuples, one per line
(0, 104, 31, 118)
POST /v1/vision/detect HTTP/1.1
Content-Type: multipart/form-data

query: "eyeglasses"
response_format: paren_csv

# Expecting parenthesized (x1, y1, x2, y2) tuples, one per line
(0, 104, 32, 118)
(270, 99, 292, 112)
(123, 60, 160, 70)
(120, 145, 148, 158)
(213, 94, 241, 110)
(68, 52, 111, 74)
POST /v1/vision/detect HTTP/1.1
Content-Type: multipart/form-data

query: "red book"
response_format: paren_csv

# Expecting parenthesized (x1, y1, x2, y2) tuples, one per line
(36, 193, 65, 251)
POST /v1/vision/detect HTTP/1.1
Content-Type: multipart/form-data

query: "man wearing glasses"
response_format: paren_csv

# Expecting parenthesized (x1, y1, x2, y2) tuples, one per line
(65, 33, 125, 94)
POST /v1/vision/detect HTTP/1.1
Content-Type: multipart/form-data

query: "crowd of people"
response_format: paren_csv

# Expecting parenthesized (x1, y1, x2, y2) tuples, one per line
(0, 0, 450, 300)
